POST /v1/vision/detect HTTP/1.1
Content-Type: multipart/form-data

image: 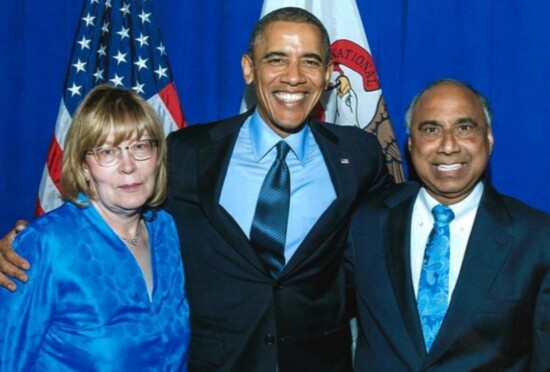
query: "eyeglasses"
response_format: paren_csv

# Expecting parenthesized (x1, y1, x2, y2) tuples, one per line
(86, 140, 158, 167)
(416, 122, 483, 142)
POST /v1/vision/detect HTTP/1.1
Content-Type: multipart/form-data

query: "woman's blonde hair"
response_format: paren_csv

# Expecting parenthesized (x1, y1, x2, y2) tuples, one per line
(61, 84, 167, 209)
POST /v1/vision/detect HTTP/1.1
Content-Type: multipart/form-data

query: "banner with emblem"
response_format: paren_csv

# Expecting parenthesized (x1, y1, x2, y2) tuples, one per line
(241, 0, 405, 182)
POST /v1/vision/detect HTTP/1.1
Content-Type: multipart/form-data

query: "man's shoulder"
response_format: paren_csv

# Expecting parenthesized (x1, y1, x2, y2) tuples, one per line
(310, 120, 377, 143)
(486, 185, 550, 228)
(167, 112, 248, 147)
(166, 118, 224, 144)
(349, 182, 417, 241)
(354, 182, 418, 218)
(309, 120, 386, 170)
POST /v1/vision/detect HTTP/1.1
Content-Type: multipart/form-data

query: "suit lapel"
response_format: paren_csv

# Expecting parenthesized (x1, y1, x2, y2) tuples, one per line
(423, 184, 514, 367)
(310, 120, 357, 200)
(385, 190, 428, 359)
(281, 121, 357, 277)
(197, 112, 267, 274)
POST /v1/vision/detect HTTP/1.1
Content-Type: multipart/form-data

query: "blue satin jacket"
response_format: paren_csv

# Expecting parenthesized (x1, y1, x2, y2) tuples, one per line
(0, 197, 190, 371)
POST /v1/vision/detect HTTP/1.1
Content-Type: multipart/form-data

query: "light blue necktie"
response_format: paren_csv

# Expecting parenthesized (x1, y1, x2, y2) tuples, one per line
(250, 141, 291, 279)
(417, 204, 455, 351)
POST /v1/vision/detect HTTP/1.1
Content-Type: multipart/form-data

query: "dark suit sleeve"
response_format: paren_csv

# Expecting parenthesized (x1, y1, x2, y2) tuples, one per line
(164, 126, 201, 216)
(531, 262, 550, 370)
(343, 230, 357, 317)
(163, 131, 178, 215)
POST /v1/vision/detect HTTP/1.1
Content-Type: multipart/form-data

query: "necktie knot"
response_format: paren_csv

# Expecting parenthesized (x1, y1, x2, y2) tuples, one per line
(432, 204, 454, 224)
(275, 141, 291, 161)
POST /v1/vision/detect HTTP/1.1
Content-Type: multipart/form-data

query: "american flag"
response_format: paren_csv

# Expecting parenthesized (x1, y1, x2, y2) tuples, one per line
(35, 0, 185, 215)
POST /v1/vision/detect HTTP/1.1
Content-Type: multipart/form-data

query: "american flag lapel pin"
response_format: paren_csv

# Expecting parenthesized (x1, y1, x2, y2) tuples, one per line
(340, 158, 350, 164)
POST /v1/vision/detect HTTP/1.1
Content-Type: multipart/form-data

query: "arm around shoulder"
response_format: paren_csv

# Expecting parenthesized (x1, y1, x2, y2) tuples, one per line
(0, 220, 31, 292)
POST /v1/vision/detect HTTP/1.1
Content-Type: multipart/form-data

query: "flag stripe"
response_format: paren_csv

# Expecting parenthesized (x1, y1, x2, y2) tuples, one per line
(157, 82, 186, 128)
(53, 101, 72, 152)
(45, 137, 63, 191)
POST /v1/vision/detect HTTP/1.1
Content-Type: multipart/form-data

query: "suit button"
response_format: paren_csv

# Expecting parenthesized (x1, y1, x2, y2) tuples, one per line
(274, 282, 282, 290)
(264, 334, 276, 345)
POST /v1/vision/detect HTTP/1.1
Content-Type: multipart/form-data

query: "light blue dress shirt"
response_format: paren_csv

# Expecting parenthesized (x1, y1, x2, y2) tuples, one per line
(0, 195, 190, 371)
(220, 110, 336, 263)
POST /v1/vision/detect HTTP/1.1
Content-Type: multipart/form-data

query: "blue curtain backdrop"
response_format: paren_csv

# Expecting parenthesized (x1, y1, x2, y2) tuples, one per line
(1, 1, 549, 234)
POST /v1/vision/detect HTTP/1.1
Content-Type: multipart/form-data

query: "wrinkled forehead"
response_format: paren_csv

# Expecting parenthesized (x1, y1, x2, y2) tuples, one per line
(254, 21, 328, 59)
(413, 84, 487, 126)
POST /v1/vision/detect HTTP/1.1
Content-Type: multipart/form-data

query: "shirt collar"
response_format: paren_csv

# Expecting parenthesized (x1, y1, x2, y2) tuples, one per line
(249, 109, 309, 164)
(418, 181, 484, 220)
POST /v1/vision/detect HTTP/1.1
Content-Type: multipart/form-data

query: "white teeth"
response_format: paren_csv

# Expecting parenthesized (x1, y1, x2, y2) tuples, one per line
(275, 92, 305, 102)
(438, 164, 462, 171)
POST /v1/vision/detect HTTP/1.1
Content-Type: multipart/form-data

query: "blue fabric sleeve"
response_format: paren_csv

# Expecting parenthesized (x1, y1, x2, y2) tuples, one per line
(0, 223, 56, 370)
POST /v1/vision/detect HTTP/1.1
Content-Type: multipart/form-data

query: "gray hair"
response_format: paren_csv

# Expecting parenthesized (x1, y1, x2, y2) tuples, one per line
(404, 78, 493, 133)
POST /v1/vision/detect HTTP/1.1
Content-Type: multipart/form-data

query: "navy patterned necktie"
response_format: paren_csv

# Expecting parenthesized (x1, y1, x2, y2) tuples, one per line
(250, 141, 291, 279)
(417, 204, 455, 351)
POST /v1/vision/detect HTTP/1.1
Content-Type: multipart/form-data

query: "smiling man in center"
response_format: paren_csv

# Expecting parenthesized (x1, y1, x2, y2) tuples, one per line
(165, 6, 394, 371)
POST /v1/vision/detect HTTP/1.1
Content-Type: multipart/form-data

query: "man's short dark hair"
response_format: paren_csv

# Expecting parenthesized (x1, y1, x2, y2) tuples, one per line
(248, 7, 331, 65)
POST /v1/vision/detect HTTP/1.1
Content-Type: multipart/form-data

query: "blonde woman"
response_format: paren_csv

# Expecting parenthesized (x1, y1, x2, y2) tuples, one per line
(0, 85, 190, 370)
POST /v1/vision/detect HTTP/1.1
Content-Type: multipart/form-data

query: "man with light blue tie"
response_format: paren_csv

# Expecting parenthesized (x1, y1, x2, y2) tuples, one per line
(349, 79, 550, 370)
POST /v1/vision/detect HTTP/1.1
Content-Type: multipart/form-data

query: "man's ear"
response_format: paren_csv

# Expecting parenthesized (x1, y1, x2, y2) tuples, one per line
(324, 62, 334, 90)
(487, 127, 495, 155)
(241, 54, 254, 85)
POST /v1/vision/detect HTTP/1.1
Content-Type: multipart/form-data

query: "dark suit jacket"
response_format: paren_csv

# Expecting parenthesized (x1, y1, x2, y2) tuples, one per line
(350, 181, 550, 371)
(166, 111, 393, 372)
